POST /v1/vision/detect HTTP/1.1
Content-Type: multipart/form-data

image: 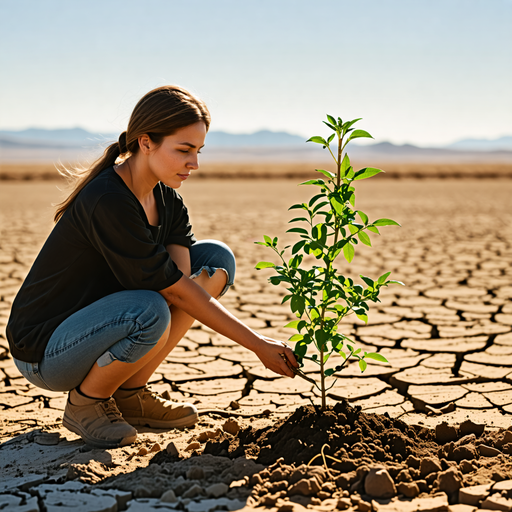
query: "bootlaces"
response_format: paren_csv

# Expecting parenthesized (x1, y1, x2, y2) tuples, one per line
(101, 399, 125, 423)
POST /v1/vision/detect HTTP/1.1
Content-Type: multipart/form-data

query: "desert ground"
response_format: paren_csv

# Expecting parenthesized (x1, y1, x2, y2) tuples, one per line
(1, 165, 512, 511)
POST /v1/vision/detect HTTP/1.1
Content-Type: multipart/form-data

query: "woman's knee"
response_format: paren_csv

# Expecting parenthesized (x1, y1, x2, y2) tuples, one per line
(190, 239, 236, 295)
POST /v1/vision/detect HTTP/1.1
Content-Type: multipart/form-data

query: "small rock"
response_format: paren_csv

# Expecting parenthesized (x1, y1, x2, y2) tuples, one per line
(186, 466, 205, 480)
(452, 445, 478, 462)
(460, 460, 475, 474)
(406, 455, 421, 469)
(436, 422, 458, 444)
(480, 495, 512, 511)
(454, 434, 476, 447)
(397, 481, 420, 498)
(185, 442, 201, 451)
(338, 497, 352, 510)
(288, 477, 321, 496)
(479, 445, 502, 457)
(222, 418, 240, 436)
(230, 400, 241, 410)
(448, 505, 476, 512)
(150, 443, 161, 453)
(160, 489, 177, 503)
(182, 483, 204, 499)
(359, 499, 372, 512)
(420, 457, 443, 478)
(435, 467, 463, 495)
(440, 402, 456, 414)
(426, 405, 443, 416)
(136, 447, 148, 456)
(166, 441, 179, 457)
(34, 432, 61, 446)
(459, 419, 485, 438)
(205, 482, 229, 498)
(364, 466, 396, 499)
(493, 481, 512, 492)
(459, 484, 491, 506)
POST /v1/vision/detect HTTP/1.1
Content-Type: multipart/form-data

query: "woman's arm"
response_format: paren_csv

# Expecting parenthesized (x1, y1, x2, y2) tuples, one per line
(166, 244, 191, 277)
(158, 275, 298, 377)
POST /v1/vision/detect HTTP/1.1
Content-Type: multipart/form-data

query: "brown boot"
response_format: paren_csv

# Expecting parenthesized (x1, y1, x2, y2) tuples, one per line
(113, 386, 198, 429)
(63, 389, 137, 448)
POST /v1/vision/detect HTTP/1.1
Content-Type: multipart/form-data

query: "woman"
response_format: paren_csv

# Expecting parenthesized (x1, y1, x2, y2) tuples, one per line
(6, 85, 298, 448)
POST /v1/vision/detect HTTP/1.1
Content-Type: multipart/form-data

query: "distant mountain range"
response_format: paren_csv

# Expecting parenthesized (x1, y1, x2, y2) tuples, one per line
(1, 127, 511, 163)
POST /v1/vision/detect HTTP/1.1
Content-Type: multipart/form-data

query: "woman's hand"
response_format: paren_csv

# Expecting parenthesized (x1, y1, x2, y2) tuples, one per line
(254, 336, 300, 378)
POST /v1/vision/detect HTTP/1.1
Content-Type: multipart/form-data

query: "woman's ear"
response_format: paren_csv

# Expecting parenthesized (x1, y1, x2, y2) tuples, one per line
(138, 134, 152, 155)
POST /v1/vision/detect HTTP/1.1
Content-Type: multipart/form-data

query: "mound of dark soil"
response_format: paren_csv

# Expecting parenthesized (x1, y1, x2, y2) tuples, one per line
(204, 401, 435, 467)
(149, 401, 512, 508)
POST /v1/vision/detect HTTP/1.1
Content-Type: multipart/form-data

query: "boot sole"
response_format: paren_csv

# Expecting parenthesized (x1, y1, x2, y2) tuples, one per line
(123, 411, 199, 429)
(63, 414, 137, 449)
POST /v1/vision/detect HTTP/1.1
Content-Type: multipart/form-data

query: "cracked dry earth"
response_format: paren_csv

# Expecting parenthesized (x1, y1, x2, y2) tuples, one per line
(1, 177, 512, 512)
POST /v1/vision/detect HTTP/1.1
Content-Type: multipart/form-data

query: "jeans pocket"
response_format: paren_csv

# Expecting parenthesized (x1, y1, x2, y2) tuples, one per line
(13, 358, 53, 391)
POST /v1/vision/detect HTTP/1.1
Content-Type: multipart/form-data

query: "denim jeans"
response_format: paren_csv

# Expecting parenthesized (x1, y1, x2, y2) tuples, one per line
(14, 239, 235, 391)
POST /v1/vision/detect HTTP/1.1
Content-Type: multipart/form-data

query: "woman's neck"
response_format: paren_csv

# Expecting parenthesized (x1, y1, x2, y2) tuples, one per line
(115, 155, 157, 204)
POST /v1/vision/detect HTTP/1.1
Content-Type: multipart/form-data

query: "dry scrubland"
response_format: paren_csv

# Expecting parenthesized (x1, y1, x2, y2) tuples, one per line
(1, 161, 512, 181)
(1, 164, 512, 511)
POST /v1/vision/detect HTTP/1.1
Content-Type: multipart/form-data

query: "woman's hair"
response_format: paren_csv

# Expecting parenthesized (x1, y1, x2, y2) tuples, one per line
(54, 85, 210, 222)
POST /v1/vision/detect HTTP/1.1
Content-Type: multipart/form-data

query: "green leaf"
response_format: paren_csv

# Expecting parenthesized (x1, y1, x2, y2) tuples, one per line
(347, 224, 358, 235)
(388, 280, 405, 286)
(291, 240, 306, 254)
(342, 118, 362, 131)
(367, 225, 380, 234)
(286, 227, 309, 235)
(316, 169, 335, 180)
(340, 154, 351, 176)
(289, 217, 309, 223)
(358, 211, 368, 224)
(263, 235, 272, 245)
(330, 196, 344, 216)
(307, 136, 327, 145)
(358, 231, 372, 247)
(358, 359, 368, 372)
(300, 179, 325, 187)
(365, 352, 389, 363)
(347, 129, 373, 142)
(323, 121, 337, 131)
(377, 271, 391, 284)
(289, 203, 307, 211)
(360, 275, 374, 287)
(354, 167, 384, 181)
(324, 368, 335, 377)
(290, 295, 305, 315)
(373, 218, 401, 226)
(356, 313, 368, 324)
(343, 243, 355, 263)
(255, 261, 275, 270)
(326, 114, 337, 126)
(283, 320, 301, 329)
(295, 341, 308, 359)
(289, 334, 304, 342)
(327, 133, 335, 144)
(349, 192, 355, 207)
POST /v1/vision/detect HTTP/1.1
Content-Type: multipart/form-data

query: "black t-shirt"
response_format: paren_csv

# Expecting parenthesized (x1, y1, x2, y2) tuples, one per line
(7, 166, 195, 363)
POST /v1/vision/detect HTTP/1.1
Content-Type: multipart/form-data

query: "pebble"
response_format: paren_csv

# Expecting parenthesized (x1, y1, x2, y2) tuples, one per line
(459, 484, 492, 506)
(186, 466, 205, 480)
(435, 467, 463, 495)
(222, 418, 240, 436)
(165, 441, 179, 457)
(136, 447, 148, 456)
(479, 444, 502, 457)
(288, 477, 321, 496)
(397, 481, 420, 498)
(205, 482, 228, 498)
(33, 432, 61, 446)
(364, 466, 396, 499)
(182, 483, 204, 499)
(185, 442, 201, 451)
(160, 489, 177, 503)
(420, 457, 443, 478)
(480, 495, 512, 512)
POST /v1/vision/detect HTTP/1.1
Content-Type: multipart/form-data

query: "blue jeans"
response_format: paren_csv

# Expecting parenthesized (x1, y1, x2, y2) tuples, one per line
(14, 240, 235, 391)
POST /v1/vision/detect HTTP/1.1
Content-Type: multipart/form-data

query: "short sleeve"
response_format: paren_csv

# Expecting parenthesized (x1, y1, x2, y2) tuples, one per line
(88, 193, 183, 290)
(164, 190, 196, 247)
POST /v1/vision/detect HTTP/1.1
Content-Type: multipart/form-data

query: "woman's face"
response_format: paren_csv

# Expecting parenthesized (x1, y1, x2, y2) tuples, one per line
(146, 121, 207, 189)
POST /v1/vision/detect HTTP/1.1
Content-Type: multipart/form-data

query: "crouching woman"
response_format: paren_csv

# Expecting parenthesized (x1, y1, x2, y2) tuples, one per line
(6, 85, 298, 448)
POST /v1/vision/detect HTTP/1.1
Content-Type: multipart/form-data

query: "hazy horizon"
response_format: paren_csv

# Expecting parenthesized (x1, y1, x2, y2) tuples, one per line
(1, 0, 511, 147)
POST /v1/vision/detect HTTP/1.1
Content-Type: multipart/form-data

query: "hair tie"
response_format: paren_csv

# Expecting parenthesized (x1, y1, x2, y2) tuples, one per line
(118, 131, 128, 154)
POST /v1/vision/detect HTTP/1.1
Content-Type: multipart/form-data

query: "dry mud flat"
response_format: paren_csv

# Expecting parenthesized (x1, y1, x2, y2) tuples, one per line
(0, 177, 512, 511)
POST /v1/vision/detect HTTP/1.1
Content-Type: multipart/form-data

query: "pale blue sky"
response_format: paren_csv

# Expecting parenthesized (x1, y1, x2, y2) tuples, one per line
(1, 0, 511, 146)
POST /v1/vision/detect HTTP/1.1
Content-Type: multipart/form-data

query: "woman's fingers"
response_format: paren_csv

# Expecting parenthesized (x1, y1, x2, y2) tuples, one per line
(284, 346, 299, 367)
